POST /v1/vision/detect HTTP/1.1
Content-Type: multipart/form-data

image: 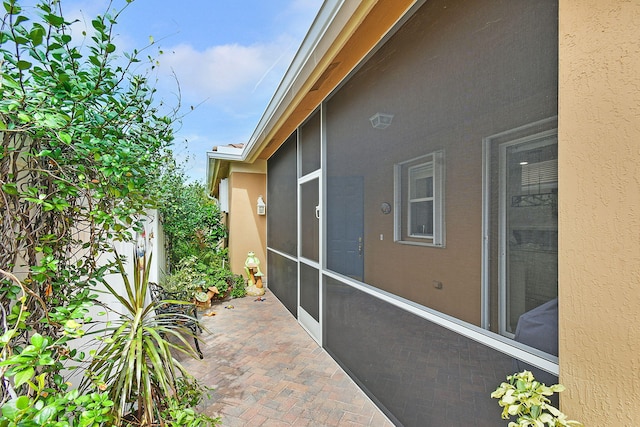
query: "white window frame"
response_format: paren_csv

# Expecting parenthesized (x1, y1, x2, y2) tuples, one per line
(408, 163, 435, 238)
(219, 178, 229, 213)
(394, 150, 445, 247)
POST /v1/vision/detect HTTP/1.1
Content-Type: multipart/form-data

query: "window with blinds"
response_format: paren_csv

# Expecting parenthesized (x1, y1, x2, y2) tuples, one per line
(521, 159, 558, 191)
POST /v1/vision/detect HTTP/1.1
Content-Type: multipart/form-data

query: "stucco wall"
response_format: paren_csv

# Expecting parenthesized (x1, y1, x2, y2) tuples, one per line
(558, 1, 640, 424)
(228, 170, 267, 282)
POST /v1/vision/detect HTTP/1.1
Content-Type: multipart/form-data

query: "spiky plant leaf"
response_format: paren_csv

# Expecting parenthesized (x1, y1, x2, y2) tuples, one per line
(81, 249, 203, 424)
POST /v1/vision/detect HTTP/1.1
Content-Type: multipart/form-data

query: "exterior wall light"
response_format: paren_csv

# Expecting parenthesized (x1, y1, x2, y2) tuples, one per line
(369, 112, 394, 129)
(257, 195, 266, 216)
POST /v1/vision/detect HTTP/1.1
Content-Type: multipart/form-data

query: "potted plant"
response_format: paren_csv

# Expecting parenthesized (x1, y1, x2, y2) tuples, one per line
(491, 370, 583, 427)
(81, 250, 218, 426)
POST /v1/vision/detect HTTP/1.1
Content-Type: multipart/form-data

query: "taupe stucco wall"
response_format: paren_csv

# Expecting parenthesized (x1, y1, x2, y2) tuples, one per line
(228, 169, 267, 282)
(326, 0, 558, 325)
(558, 0, 640, 424)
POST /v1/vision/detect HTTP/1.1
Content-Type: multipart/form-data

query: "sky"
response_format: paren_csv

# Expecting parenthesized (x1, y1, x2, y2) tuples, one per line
(53, 0, 324, 182)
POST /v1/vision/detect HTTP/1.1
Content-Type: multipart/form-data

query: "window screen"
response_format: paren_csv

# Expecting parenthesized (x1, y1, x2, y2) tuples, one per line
(267, 133, 297, 256)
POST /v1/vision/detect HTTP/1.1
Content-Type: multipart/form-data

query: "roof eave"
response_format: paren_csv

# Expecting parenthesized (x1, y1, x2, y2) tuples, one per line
(206, 0, 419, 171)
(240, 0, 351, 163)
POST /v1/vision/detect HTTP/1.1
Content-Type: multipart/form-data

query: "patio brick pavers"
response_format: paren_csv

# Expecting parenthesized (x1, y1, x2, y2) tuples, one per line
(179, 290, 394, 426)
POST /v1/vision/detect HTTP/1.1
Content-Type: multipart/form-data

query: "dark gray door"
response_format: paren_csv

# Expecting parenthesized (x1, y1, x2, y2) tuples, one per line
(327, 176, 364, 281)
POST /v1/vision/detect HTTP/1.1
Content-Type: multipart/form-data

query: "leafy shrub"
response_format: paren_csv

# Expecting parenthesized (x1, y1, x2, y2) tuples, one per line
(230, 274, 247, 299)
(491, 371, 583, 427)
(160, 182, 227, 268)
(163, 250, 246, 301)
(0, 388, 114, 427)
(163, 256, 208, 300)
(0, 0, 218, 425)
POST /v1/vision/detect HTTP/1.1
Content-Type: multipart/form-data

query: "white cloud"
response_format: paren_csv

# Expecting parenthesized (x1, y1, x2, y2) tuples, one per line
(154, 37, 297, 111)
(43, 0, 323, 182)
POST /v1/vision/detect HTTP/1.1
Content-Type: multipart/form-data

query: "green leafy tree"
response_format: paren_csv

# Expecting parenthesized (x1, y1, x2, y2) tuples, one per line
(160, 179, 226, 268)
(1, 0, 175, 275)
(0, 0, 174, 334)
(0, 0, 217, 425)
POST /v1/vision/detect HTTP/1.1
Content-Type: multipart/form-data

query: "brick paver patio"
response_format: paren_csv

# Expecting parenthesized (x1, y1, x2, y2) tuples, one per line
(180, 290, 394, 426)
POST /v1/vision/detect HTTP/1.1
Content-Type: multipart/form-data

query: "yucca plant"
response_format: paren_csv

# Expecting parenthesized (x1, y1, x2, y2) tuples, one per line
(81, 249, 209, 426)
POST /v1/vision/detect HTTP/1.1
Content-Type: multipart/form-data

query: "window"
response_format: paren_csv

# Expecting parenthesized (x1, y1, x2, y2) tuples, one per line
(394, 151, 445, 246)
(408, 163, 434, 237)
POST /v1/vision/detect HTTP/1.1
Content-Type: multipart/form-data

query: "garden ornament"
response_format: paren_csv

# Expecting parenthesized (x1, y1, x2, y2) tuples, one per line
(245, 251, 265, 296)
(135, 230, 146, 270)
(244, 251, 263, 288)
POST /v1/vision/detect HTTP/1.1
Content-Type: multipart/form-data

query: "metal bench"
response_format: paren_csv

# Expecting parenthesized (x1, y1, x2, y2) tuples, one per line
(149, 282, 203, 359)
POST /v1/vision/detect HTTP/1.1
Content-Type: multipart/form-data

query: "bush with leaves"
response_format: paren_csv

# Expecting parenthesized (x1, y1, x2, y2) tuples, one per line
(163, 250, 246, 301)
(163, 255, 207, 301)
(0, 1, 217, 425)
(491, 371, 583, 427)
(0, 269, 114, 426)
(0, 0, 175, 340)
(160, 180, 227, 268)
